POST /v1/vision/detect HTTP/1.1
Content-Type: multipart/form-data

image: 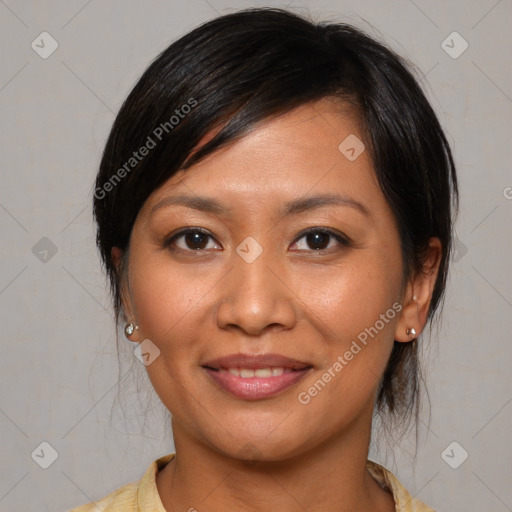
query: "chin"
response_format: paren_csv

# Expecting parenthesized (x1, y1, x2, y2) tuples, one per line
(204, 427, 307, 464)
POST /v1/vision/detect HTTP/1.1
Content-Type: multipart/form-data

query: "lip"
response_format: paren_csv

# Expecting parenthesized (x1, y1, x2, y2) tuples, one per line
(202, 353, 311, 370)
(202, 353, 313, 400)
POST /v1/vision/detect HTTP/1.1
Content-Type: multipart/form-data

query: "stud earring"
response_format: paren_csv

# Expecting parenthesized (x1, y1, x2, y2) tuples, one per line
(124, 323, 138, 337)
(406, 327, 416, 337)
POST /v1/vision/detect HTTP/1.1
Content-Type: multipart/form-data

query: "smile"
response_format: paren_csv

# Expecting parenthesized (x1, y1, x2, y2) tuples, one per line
(202, 353, 313, 400)
(217, 366, 294, 377)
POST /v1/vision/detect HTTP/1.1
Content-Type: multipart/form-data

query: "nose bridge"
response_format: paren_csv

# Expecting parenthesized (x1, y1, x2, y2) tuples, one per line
(236, 238, 276, 300)
(215, 236, 296, 335)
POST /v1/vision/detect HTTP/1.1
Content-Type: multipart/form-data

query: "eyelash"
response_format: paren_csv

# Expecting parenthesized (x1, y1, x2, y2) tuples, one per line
(163, 227, 351, 254)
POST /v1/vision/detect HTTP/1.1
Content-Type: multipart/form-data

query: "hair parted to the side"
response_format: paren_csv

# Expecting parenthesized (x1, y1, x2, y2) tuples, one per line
(93, 7, 458, 436)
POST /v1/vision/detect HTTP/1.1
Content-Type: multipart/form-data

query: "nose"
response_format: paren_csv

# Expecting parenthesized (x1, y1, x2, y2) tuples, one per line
(215, 246, 298, 336)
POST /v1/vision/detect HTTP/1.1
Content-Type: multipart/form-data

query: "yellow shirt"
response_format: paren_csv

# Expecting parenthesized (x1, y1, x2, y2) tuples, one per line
(70, 453, 435, 511)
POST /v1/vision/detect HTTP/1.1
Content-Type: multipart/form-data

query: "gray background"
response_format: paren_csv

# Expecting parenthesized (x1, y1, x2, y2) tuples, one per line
(1, 1, 511, 511)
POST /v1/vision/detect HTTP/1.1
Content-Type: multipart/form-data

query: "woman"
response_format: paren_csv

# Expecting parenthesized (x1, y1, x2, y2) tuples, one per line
(72, 7, 458, 511)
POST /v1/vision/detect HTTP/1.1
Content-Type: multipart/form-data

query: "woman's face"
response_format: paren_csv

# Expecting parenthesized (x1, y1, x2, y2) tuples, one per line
(121, 98, 411, 460)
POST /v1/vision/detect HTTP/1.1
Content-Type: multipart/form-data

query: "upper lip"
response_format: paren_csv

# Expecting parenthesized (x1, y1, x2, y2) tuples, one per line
(202, 353, 312, 370)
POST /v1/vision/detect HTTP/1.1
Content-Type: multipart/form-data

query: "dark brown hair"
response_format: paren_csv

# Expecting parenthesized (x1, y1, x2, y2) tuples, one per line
(93, 7, 458, 430)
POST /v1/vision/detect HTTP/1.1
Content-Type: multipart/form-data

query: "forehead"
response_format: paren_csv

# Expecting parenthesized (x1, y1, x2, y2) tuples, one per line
(142, 99, 383, 217)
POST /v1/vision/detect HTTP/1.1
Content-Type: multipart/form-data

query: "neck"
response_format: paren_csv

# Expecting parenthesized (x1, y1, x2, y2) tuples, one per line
(156, 412, 394, 512)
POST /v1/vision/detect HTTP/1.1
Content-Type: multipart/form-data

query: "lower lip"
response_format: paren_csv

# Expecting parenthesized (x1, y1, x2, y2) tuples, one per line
(203, 368, 311, 400)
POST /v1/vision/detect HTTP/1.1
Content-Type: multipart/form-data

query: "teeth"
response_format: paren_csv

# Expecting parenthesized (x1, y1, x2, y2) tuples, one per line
(255, 368, 271, 378)
(220, 366, 294, 378)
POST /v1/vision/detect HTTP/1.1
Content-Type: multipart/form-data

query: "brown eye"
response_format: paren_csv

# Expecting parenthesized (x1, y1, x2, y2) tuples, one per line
(292, 228, 350, 252)
(165, 228, 220, 252)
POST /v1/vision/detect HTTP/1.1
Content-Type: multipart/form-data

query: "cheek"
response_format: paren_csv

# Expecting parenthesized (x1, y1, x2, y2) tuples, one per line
(127, 254, 212, 416)
(301, 249, 403, 344)
(293, 262, 401, 432)
(295, 249, 403, 400)
(129, 255, 212, 345)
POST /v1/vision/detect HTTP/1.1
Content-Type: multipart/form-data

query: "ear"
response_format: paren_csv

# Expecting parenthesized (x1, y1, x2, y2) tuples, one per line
(394, 237, 442, 343)
(111, 246, 141, 342)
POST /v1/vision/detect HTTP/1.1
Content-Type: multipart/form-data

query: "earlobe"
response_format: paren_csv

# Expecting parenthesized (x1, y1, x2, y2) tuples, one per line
(124, 322, 140, 340)
(394, 292, 420, 343)
(394, 237, 442, 343)
(111, 247, 142, 342)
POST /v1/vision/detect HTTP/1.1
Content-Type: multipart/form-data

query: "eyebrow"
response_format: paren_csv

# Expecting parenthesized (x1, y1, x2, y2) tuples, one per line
(150, 193, 370, 217)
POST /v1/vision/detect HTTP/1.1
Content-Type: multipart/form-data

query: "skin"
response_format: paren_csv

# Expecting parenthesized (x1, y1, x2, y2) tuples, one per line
(112, 98, 441, 512)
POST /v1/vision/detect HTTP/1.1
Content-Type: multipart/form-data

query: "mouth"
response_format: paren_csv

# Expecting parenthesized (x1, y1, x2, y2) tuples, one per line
(201, 353, 313, 400)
